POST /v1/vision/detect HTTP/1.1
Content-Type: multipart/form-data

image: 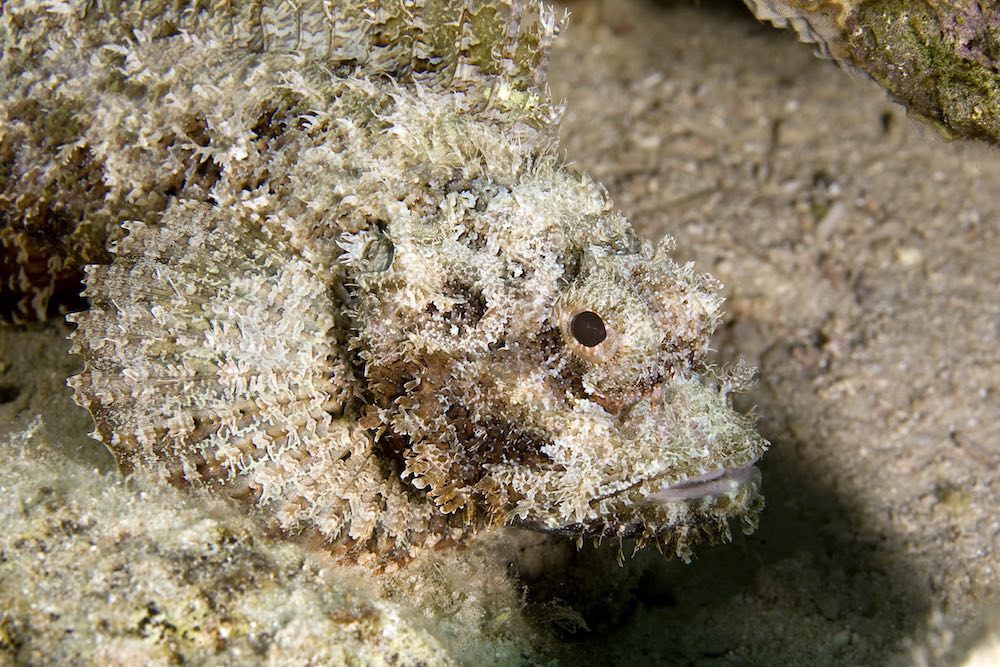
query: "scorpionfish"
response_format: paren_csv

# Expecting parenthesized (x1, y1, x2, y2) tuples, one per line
(0, 0, 768, 565)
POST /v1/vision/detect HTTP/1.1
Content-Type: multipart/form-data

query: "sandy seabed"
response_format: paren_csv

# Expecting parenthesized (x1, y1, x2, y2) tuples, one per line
(1, 1, 998, 665)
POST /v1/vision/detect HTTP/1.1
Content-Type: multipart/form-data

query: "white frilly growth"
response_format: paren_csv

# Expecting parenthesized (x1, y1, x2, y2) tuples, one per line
(67, 200, 427, 557)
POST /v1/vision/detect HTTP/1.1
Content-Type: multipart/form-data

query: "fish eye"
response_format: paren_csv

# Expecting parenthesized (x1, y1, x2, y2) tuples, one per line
(571, 311, 607, 347)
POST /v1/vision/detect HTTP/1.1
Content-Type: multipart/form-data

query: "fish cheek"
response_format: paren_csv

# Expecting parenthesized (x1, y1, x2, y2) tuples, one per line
(401, 396, 558, 520)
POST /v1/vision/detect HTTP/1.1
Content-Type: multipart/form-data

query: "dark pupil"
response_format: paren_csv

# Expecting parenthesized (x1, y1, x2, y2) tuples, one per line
(571, 311, 607, 347)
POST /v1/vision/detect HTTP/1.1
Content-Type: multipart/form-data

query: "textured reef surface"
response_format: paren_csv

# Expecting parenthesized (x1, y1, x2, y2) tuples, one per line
(0, 428, 547, 665)
(746, 0, 1000, 143)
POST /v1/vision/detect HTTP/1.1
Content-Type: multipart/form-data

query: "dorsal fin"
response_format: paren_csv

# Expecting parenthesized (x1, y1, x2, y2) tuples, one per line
(257, 0, 560, 94)
(58, 1, 560, 94)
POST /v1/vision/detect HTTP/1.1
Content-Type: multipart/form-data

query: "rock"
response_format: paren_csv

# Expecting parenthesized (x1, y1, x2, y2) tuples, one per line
(745, 0, 1000, 143)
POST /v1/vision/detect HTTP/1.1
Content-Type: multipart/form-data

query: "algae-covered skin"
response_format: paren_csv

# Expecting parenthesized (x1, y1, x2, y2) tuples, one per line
(745, 0, 1000, 144)
(2, 0, 767, 567)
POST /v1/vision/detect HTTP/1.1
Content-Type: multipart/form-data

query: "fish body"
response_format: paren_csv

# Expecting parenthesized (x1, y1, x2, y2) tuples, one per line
(2, 0, 767, 565)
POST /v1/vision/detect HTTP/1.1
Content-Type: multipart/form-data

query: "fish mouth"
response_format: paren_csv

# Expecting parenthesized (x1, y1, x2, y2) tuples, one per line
(592, 452, 764, 505)
(510, 456, 764, 538)
(506, 376, 768, 539)
(642, 459, 762, 504)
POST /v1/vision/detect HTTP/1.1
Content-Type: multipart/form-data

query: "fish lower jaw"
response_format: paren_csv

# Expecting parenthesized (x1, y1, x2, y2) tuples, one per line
(643, 461, 762, 504)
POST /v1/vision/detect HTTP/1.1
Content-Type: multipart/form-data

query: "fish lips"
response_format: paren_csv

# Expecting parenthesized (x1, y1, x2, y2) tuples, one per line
(642, 456, 763, 503)
(510, 447, 765, 538)
(511, 376, 768, 538)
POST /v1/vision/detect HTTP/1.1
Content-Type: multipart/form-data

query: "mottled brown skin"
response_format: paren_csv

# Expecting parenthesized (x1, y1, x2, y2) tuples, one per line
(5, 0, 767, 567)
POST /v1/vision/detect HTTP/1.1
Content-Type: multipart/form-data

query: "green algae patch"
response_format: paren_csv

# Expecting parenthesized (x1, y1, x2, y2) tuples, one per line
(845, 0, 1000, 143)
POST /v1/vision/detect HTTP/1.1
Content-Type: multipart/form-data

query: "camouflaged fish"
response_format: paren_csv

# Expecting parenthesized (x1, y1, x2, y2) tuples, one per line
(1, 0, 767, 565)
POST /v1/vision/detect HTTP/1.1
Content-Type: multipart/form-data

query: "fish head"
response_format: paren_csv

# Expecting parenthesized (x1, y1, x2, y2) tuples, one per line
(345, 168, 768, 557)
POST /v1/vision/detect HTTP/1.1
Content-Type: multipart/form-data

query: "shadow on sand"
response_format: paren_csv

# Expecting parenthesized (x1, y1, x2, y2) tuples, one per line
(518, 416, 931, 666)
